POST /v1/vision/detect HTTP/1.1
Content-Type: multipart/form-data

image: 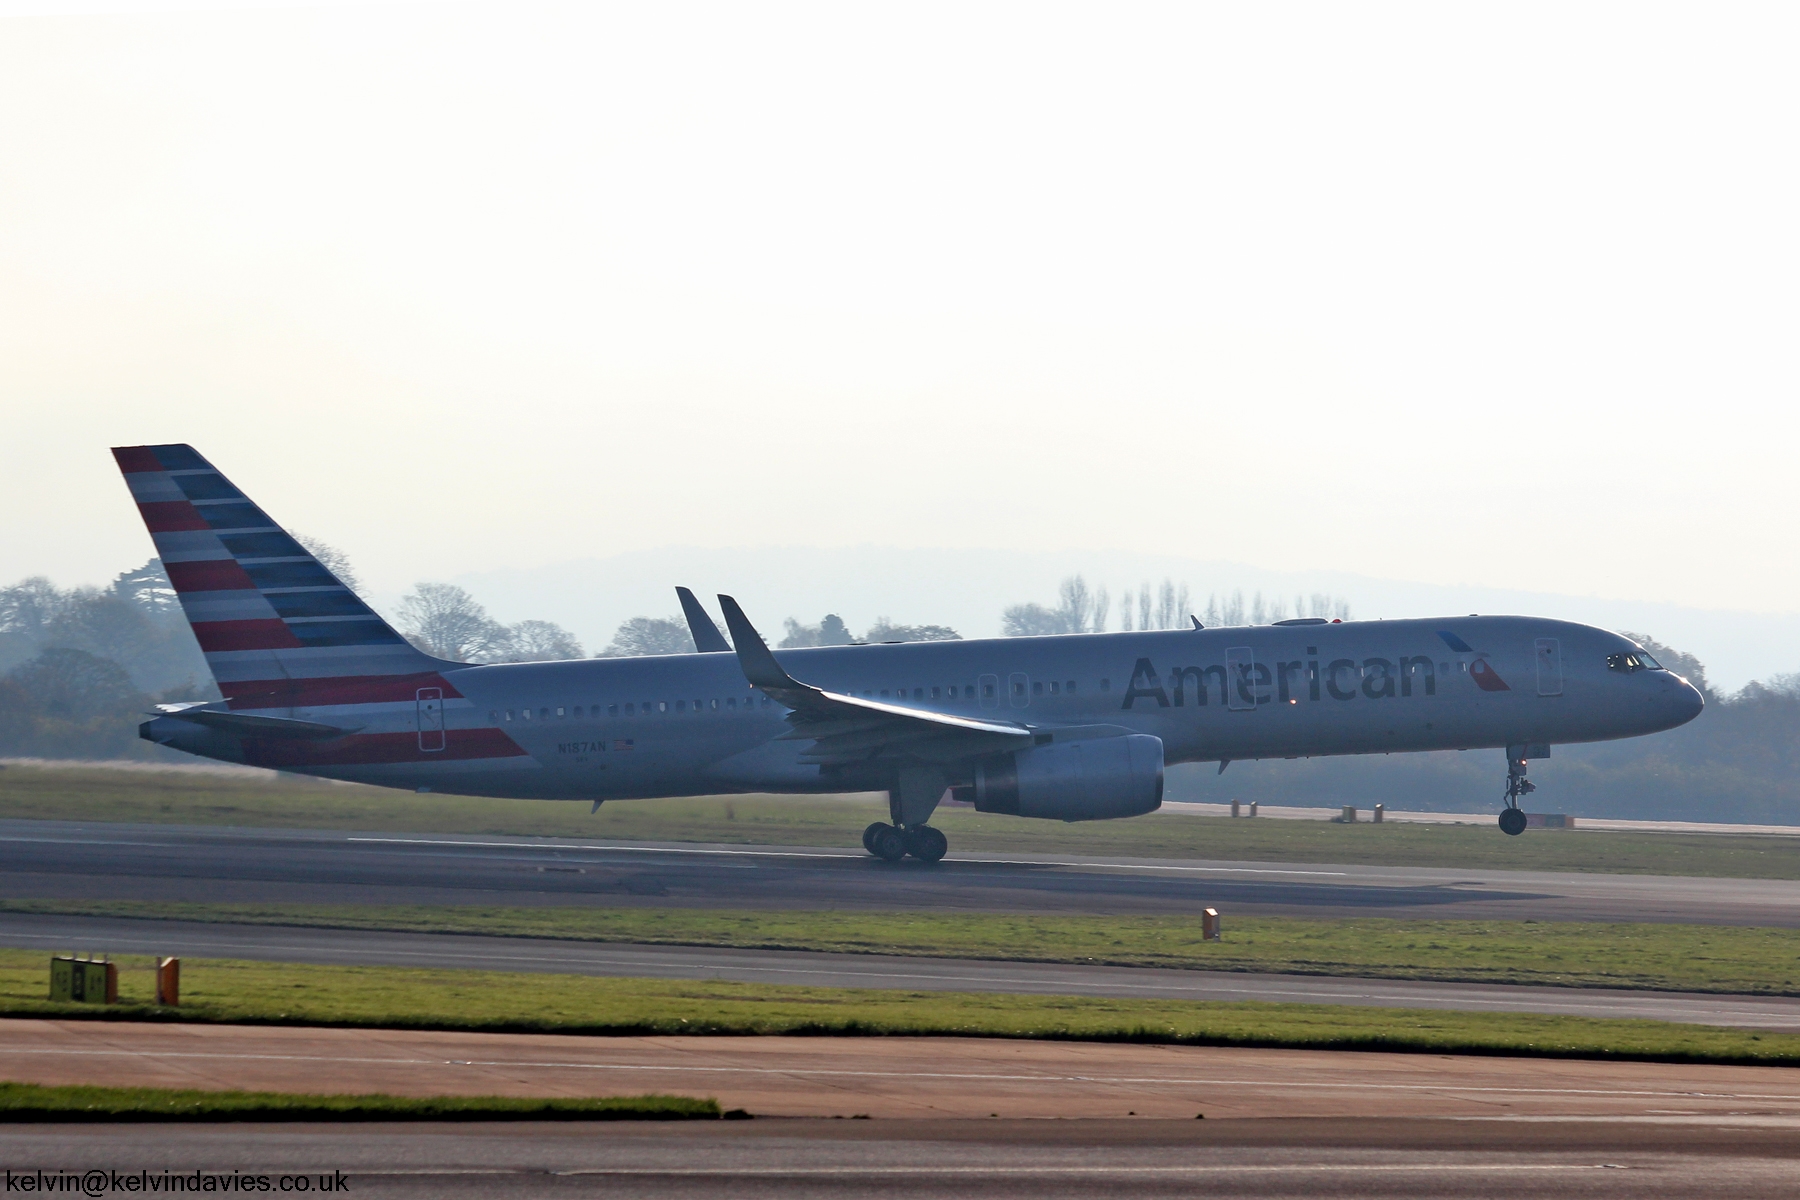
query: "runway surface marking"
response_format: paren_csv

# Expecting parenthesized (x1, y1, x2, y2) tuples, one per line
(2, 1044, 1797, 1102)
(346, 836, 1357, 876)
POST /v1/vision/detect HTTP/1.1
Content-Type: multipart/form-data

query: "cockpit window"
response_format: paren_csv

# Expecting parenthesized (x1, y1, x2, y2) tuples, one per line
(1607, 651, 1662, 673)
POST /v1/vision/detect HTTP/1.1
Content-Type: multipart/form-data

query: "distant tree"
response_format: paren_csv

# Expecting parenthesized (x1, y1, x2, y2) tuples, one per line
(295, 534, 362, 594)
(1002, 603, 1068, 637)
(1003, 575, 1111, 637)
(498, 620, 584, 662)
(397, 582, 511, 662)
(108, 560, 178, 615)
(864, 618, 961, 643)
(780, 615, 856, 647)
(597, 616, 695, 657)
(0, 647, 150, 759)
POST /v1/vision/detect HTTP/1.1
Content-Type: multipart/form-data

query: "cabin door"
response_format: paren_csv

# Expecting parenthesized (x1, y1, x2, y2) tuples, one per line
(416, 687, 446, 752)
(1226, 647, 1257, 712)
(1535, 639, 1563, 697)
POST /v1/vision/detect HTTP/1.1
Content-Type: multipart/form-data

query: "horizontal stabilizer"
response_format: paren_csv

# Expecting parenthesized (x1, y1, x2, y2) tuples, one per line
(156, 705, 361, 740)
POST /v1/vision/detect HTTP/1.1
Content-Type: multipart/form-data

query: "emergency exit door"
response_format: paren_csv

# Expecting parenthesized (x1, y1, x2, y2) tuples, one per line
(416, 687, 446, 751)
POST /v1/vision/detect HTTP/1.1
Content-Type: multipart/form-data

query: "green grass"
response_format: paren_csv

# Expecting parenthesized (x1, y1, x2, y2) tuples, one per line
(0, 948, 1796, 1069)
(5, 763, 1800, 879)
(12, 900, 1800, 996)
(0, 1081, 719, 1122)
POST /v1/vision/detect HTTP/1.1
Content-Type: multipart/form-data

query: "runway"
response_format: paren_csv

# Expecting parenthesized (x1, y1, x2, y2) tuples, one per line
(2, 1024, 1799, 1197)
(3, 1120, 1796, 1200)
(3, 818, 1799, 926)
(7, 911, 1800, 1029)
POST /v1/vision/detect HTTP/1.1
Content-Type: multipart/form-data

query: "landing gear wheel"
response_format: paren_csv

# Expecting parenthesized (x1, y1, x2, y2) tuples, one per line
(867, 823, 907, 862)
(902, 825, 948, 863)
(862, 822, 886, 854)
(1498, 808, 1528, 837)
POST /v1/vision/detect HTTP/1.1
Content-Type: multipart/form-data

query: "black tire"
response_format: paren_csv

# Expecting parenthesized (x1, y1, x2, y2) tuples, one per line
(1498, 808, 1527, 837)
(903, 825, 948, 863)
(868, 823, 908, 862)
(862, 822, 887, 854)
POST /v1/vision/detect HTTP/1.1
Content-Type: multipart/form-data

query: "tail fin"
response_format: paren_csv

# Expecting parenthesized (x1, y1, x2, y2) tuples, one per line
(112, 444, 442, 710)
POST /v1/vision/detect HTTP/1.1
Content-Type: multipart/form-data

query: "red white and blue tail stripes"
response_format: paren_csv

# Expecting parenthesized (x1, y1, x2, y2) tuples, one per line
(111, 444, 450, 711)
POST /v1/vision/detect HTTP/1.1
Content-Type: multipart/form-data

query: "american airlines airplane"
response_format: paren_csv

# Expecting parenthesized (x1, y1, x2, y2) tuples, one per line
(118, 444, 1704, 861)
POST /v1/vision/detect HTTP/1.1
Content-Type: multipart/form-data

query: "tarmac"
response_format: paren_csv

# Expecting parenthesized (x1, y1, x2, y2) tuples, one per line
(5, 818, 1800, 925)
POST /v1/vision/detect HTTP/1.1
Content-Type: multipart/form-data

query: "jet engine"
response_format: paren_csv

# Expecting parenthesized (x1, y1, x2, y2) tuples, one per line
(968, 734, 1164, 822)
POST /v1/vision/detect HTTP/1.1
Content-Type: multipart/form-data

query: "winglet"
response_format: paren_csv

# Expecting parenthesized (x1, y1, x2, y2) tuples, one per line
(676, 587, 732, 653)
(717, 595, 803, 692)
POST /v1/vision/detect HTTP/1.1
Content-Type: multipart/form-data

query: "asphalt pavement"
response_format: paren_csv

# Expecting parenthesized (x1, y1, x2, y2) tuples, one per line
(6, 910, 1800, 1029)
(0, 1118, 1795, 1198)
(3, 818, 1799, 925)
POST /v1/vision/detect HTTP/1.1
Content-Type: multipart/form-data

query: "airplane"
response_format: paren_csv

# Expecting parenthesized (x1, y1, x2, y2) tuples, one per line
(118, 444, 1704, 860)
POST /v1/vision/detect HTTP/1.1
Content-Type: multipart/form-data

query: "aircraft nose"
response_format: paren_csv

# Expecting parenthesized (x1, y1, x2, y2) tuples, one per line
(1668, 674, 1705, 725)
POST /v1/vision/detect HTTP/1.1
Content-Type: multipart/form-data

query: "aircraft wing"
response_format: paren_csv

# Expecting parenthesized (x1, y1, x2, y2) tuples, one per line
(717, 595, 1033, 765)
(676, 587, 733, 653)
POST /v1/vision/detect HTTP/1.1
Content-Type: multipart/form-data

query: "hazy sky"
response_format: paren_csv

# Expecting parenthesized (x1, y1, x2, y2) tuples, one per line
(3, 2, 1796, 615)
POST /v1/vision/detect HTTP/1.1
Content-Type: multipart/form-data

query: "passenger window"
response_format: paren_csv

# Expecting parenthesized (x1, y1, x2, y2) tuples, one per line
(1033, 681, 1044, 695)
(914, 688, 924, 700)
(657, 701, 667, 713)
(676, 700, 686, 712)
(710, 698, 719, 710)
(1066, 680, 1076, 693)
(880, 689, 889, 698)
(556, 707, 566, 718)
(540, 708, 550, 720)
(522, 708, 533, 720)
(1049, 682, 1060, 695)
(983, 683, 995, 698)
(965, 685, 976, 698)
(488, 710, 498, 721)
(608, 705, 619, 717)
(726, 697, 736, 709)
(624, 703, 635, 715)
(930, 687, 941, 699)
(504, 710, 513, 721)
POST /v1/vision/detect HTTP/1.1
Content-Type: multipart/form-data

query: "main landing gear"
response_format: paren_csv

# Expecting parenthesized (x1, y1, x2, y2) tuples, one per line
(1499, 750, 1535, 837)
(865, 765, 951, 863)
(862, 822, 948, 863)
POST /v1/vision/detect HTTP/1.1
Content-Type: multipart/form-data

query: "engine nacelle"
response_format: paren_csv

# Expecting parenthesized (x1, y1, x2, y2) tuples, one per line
(970, 734, 1164, 822)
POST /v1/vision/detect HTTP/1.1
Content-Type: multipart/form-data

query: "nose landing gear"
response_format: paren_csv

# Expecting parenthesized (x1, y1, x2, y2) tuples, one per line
(1499, 749, 1535, 836)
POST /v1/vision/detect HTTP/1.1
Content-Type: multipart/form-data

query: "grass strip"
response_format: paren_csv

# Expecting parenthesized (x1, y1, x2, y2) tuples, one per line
(4, 765, 1799, 879)
(0, 949, 1796, 1069)
(10, 900, 1800, 997)
(0, 1081, 719, 1122)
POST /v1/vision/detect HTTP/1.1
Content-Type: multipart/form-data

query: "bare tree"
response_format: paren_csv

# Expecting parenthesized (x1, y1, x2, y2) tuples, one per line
(500, 620, 584, 662)
(597, 616, 695, 657)
(1002, 603, 1066, 637)
(295, 534, 362, 594)
(780, 615, 856, 647)
(397, 582, 511, 662)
